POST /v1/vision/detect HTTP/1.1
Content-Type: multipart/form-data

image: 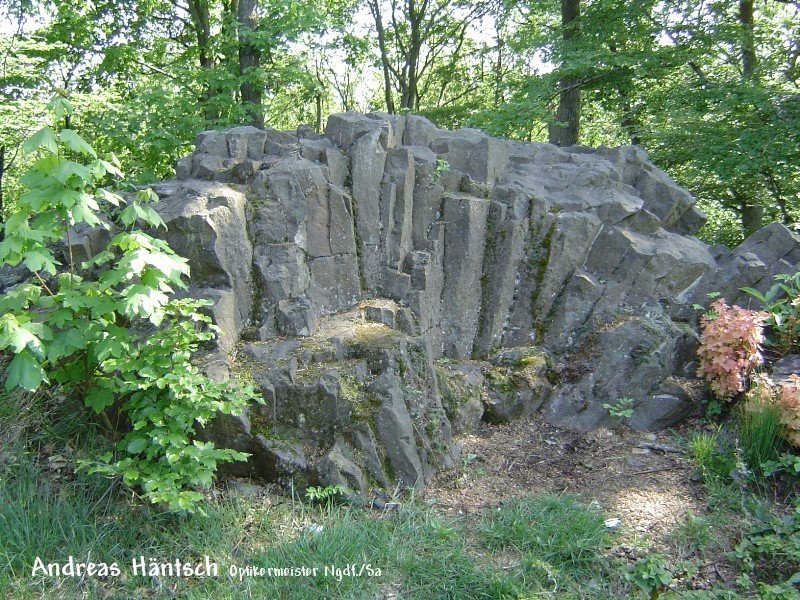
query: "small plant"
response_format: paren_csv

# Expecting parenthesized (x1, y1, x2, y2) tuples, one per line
(776, 375, 800, 447)
(434, 158, 450, 182)
(704, 397, 724, 419)
(742, 272, 800, 355)
(625, 553, 673, 599)
(739, 387, 785, 478)
(762, 452, 800, 478)
(305, 484, 346, 516)
(733, 500, 800, 591)
(671, 511, 713, 556)
(602, 397, 634, 420)
(692, 290, 722, 317)
(744, 373, 800, 449)
(689, 428, 737, 483)
(305, 484, 346, 502)
(696, 297, 768, 401)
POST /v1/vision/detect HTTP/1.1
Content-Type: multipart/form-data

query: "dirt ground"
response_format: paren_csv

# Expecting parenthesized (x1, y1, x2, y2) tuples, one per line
(422, 417, 739, 589)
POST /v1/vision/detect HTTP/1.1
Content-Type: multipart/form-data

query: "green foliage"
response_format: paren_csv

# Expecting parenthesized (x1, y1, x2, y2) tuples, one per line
(477, 494, 612, 583)
(738, 402, 784, 479)
(689, 429, 737, 484)
(434, 158, 450, 181)
(696, 201, 745, 248)
(733, 502, 800, 593)
(743, 271, 800, 355)
(602, 396, 634, 420)
(625, 553, 673, 600)
(0, 97, 260, 512)
(305, 484, 347, 503)
(305, 484, 347, 516)
(762, 453, 800, 478)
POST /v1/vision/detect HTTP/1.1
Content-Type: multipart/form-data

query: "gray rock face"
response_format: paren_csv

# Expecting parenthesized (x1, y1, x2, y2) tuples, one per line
(199, 310, 457, 494)
(150, 180, 253, 353)
(131, 112, 800, 493)
(772, 355, 800, 382)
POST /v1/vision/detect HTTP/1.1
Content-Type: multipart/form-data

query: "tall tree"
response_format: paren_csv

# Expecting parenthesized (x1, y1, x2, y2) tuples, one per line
(238, 0, 264, 127)
(548, 0, 580, 146)
(736, 0, 763, 236)
(366, 0, 489, 112)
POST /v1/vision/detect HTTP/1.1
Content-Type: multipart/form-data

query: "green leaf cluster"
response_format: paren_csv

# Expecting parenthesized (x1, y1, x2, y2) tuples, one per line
(0, 97, 261, 512)
(742, 272, 800, 355)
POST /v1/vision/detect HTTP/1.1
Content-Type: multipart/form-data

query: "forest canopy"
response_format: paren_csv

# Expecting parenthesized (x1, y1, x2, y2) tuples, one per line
(1, 0, 799, 246)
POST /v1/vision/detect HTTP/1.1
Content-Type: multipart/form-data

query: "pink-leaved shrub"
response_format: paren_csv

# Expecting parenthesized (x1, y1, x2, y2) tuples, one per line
(777, 375, 800, 446)
(697, 298, 769, 400)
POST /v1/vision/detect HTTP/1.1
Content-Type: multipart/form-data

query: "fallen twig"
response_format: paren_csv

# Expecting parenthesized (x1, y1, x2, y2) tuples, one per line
(634, 442, 683, 454)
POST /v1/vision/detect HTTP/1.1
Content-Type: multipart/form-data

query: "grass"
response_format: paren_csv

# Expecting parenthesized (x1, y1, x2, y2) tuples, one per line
(737, 402, 784, 478)
(2, 385, 800, 599)
(0, 456, 618, 599)
(688, 428, 737, 484)
(476, 495, 619, 596)
(0, 391, 619, 600)
(667, 511, 713, 559)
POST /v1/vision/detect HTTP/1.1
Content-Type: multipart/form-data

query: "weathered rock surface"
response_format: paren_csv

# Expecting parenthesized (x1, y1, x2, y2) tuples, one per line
(108, 112, 800, 494)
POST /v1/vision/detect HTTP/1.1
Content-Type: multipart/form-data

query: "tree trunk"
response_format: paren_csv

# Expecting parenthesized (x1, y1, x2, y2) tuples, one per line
(742, 201, 764, 238)
(187, 0, 217, 123)
(400, 0, 422, 110)
(494, 31, 504, 104)
(188, 0, 213, 69)
(740, 0, 756, 80)
(370, 0, 396, 113)
(764, 170, 794, 225)
(549, 0, 581, 146)
(618, 88, 641, 146)
(735, 0, 763, 235)
(238, 0, 263, 128)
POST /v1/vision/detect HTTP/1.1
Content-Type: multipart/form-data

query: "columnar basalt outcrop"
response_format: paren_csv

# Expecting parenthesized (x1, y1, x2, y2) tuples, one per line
(134, 112, 799, 495)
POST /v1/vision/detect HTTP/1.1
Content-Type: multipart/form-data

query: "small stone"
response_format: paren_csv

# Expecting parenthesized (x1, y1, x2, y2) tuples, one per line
(604, 517, 621, 529)
(227, 480, 267, 497)
(631, 447, 651, 456)
(306, 523, 324, 535)
(626, 457, 646, 468)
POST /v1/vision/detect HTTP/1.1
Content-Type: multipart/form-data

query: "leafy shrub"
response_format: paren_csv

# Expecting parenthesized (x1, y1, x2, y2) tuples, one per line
(0, 96, 260, 512)
(743, 272, 800, 355)
(734, 501, 800, 592)
(625, 553, 673, 600)
(696, 298, 768, 401)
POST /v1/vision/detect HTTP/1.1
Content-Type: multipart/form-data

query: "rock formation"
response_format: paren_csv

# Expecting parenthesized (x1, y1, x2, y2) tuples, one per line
(65, 112, 800, 494)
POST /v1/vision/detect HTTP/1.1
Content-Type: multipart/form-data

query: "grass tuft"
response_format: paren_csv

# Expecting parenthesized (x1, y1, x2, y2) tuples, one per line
(738, 401, 784, 478)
